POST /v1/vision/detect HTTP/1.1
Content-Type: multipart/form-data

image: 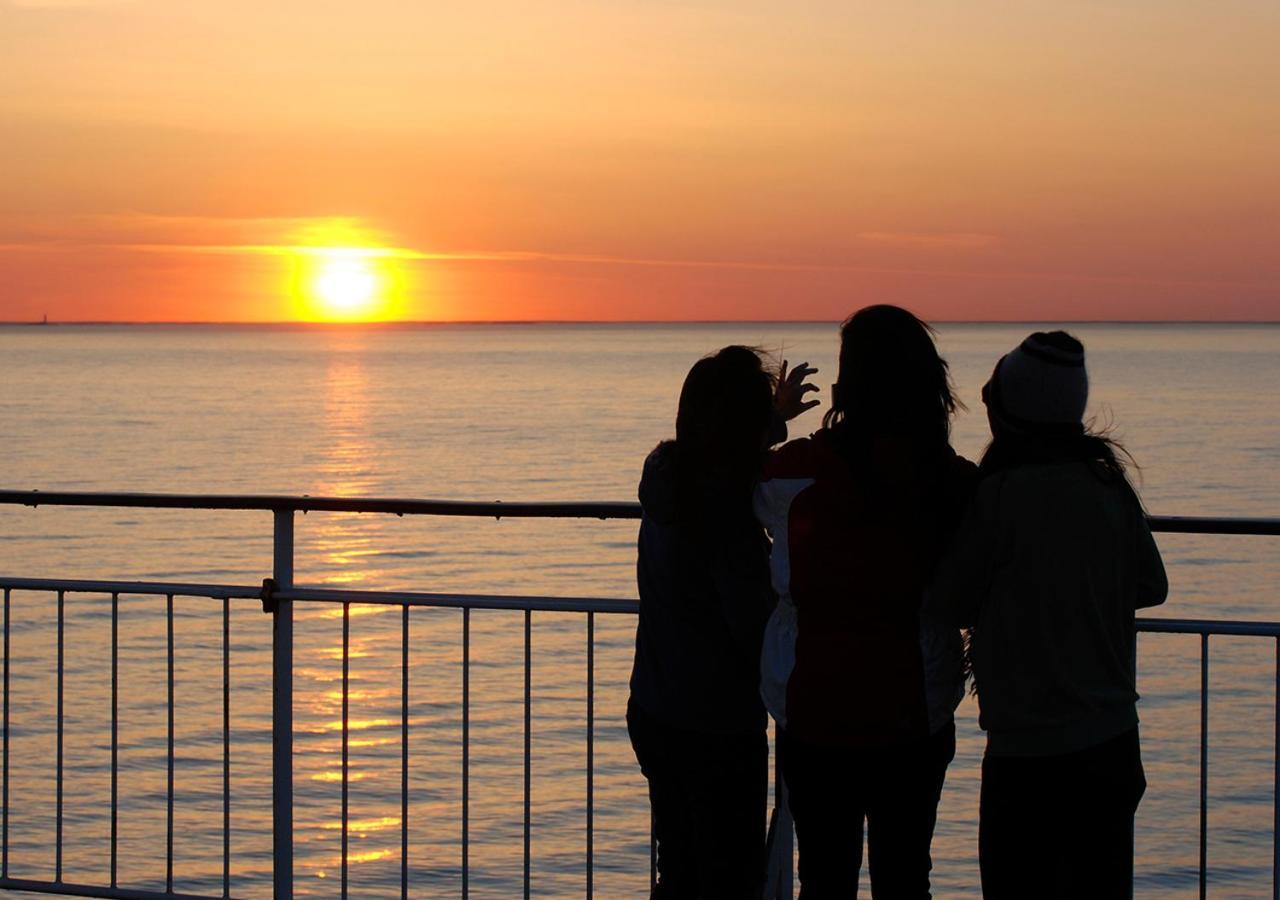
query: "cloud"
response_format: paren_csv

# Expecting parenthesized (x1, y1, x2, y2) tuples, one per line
(857, 231, 999, 249)
(6, 0, 135, 7)
(0, 212, 1261, 292)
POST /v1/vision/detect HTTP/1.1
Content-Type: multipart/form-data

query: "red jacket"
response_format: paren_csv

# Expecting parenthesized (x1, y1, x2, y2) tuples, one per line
(755, 429, 976, 748)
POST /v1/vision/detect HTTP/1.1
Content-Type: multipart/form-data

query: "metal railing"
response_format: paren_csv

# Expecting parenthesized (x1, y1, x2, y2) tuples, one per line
(0, 490, 1276, 899)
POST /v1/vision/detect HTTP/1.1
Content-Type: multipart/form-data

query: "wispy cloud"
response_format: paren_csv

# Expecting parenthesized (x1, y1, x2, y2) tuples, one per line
(6, 0, 136, 8)
(0, 213, 1261, 291)
(857, 231, 999, 249)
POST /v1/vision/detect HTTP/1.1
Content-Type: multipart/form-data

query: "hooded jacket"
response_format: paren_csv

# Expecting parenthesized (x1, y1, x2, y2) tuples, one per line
(628, 442, 776, 735)
(755, 429, 977, 748)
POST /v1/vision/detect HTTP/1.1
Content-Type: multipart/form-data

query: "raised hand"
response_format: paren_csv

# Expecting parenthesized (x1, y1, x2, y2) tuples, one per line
(775, 359, 820, 421)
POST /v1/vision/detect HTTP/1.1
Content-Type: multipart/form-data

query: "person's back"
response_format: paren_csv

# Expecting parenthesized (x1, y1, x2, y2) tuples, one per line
(929, 330, 1167, 900)
(625, 345, 816, 899)
(962, 459, 1166, 755)
(630, 440, 771, 736)
(757, 429, 974, 746)
(757, 305, 974, 899)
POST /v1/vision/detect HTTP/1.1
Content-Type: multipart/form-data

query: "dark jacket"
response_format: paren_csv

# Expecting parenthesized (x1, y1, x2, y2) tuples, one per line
(928, 460, 1168, 756)
(755, 429, 978, 748)
(628, 442, 776, 735)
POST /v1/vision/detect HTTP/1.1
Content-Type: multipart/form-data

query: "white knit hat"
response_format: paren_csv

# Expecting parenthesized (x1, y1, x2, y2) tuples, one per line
(983, 331, 1088, 434)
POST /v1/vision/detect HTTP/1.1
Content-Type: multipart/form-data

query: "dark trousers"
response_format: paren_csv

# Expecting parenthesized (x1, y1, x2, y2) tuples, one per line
(779, 721, 956, 899)
(627, 701, 769, 900)
(980, 727, 1146, 900)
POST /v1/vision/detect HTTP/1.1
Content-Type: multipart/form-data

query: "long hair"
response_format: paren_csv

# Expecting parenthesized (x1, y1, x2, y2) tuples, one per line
(670, 345, 776, 518)
(822, 305, 960, 455)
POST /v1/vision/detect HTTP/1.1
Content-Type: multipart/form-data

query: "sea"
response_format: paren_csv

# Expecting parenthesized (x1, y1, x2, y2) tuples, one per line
(0, 322, 1277, 898)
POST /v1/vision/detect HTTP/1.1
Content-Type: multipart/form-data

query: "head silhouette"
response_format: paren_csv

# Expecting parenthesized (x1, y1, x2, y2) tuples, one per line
(675, 345, 775, 499)
(979, 331, 1135, 488)
(982, 330, 1088, 440)
(823, 305, 958, 452)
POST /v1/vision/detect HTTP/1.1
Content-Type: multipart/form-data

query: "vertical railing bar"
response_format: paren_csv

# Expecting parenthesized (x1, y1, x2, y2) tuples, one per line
(523, 608, 531, 900)
(1273, 636, 1278, 900)
(461, 607, 470, 900)
(167, 593, 175, 894)
(56, 589, 63, 883)
(1200, 631, 1209, 900)
(341, 601, 350, 900)
(223, 595, 231, 900)
(268, 506, 293, 900)
(110, 591, 118, 888)
(272, 508, 295, 900)
(2, 587, 9, 881)
(585, 611, 594, 900)
(401, 604, 409, 900)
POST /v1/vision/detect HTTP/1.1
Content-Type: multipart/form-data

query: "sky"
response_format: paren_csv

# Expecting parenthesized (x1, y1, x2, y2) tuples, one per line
(1, 0, 1277, 322)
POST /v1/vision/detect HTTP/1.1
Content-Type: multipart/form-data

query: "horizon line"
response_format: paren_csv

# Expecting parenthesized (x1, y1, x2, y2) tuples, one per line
(2, 318, 1279, 327)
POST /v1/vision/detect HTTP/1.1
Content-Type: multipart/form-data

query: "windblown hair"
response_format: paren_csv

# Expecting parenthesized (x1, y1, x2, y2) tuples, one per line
(979, 426, 1138, 492)
(822, 305, 960, 455)
(670, 345, 776, 518)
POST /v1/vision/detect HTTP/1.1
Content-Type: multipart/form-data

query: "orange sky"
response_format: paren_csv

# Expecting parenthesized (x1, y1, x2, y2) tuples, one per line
(1, 0, 1277, 321)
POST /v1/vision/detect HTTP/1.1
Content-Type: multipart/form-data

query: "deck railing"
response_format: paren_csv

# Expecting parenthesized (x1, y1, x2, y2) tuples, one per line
(0, 490, 1277, 899)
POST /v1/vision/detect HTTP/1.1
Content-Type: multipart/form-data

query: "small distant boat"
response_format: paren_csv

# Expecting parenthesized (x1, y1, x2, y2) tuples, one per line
(40, 313, 48, 325)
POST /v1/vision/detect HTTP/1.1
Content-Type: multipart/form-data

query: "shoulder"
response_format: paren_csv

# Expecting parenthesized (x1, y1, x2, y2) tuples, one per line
(941, 448, 979, 492)
(761, 435, 819, 480)
(761, 430, 846, 481)
(755, 436, 829, 528)
(977, 461, 1130, 521)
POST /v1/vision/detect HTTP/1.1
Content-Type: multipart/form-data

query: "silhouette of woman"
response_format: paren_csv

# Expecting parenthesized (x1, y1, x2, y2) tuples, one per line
(627, 345, 816, 899)
(929, 331, 1167, 899)
(756, 306, 976, 898)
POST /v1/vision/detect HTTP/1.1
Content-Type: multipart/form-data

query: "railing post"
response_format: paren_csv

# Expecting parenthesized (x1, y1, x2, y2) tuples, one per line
(272, 509, 295, 900)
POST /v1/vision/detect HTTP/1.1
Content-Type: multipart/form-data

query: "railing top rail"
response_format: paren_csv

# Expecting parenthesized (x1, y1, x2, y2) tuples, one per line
(0, 490, 641, 519)
(0, 576, 263, 600)
(1136, 617, 1280, 638)
(1, 490, 1278, 535)
(1150, 515, 1280, 536)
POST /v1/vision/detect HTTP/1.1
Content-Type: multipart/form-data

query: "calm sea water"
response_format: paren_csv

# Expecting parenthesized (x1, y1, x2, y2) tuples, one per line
(0, 322, 1277, 898)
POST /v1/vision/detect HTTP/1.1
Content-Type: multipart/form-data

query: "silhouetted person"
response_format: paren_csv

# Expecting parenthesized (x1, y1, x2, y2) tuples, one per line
(756, 306, 976, 898)
(929, 331, 1167, 899)
(628, 346, 817, 899)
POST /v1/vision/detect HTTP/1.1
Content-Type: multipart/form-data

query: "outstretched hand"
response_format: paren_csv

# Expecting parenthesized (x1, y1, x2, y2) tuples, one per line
(775, 359, 820, 421)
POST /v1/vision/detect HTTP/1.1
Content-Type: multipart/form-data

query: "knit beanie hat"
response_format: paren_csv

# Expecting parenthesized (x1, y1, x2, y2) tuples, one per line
(983, 331, 1089, 435)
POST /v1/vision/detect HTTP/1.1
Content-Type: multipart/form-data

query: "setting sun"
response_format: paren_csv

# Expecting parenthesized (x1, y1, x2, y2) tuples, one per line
(286, 235, 412, 322)
(314, 255, 378, 315)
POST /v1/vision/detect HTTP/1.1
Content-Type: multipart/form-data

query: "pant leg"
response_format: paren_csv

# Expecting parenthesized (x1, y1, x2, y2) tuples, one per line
(628, 703, 698, 899)
(1061, 728, 1146, 900)
(687, 729, 770, 899)
(981, 731, 1144, 900)
(979, 752, 1049, 900)
(779, 728, 866, 899)
(865, 721, 956, 900)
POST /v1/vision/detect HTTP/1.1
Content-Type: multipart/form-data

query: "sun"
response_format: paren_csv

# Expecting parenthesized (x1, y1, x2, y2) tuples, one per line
(314, 256, 378, 313)
(290, 247, 400, 322)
